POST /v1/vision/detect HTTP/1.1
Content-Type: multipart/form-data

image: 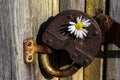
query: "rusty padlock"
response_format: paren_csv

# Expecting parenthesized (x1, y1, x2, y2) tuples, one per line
(23, 10, 120, 77)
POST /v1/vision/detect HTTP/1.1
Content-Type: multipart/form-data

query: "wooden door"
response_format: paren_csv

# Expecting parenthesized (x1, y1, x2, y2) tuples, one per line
(0, 0, 120, 80)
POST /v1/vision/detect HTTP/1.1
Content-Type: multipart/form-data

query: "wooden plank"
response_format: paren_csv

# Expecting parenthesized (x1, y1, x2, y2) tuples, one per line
(0, 0, 13, 80)
(22, 0, 59, 80)
(0, 0, 33, 80)
(86, 0, 106, 17)
(73, 68, 83, 80)
(109, 0, 120, 23)
(21, 0, 59, 80)
(0, 0, 59, 80)
(84, 0, 106, 80)
(84, 58, 104, 80)
(59, 0, 85, 80)
(106, 0, 120, 80)
(59, 0, 85, 12)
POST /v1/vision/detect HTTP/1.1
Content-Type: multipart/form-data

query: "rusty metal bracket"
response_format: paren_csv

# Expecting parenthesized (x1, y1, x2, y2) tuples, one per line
(94, 14, 120, 47)
(23, 38, 52, 63)
(23, 37, 81, 77)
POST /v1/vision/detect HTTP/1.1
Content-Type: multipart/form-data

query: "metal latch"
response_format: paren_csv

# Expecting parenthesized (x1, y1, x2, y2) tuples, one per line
(23, 10, 120, 77)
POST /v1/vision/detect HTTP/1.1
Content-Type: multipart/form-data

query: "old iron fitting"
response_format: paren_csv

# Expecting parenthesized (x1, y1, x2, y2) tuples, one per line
(24, 37, 81, 77)
(42, 10, 102, 67)
(23, 10, 120, 77)
(23, 38, 52, 63)
(94, 14, 120, 47)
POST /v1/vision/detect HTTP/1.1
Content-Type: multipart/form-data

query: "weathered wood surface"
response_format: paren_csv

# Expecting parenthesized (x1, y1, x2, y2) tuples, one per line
(86, 0, 106, 17)
(0, 0, 59, 80)
(59, 0, 85, 12)
(0, 0, 120, 80)
(106, 0, 120, 80)
(84, 0, 105, 80)
(0, 1, 13, 80)
(0, 0, 34, 80)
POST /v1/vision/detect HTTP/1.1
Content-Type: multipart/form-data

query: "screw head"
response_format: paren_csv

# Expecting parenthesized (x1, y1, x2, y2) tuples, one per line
(93, 31, 99, 36)
(47, 39, 52, 44)
(83, 59, 89, 65)
(28, 56, 32, 60)
(28, 42, 31, 46)
(66, 14, 73, 19)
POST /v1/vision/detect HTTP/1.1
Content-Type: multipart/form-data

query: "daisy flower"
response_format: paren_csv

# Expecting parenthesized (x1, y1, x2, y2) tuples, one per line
(68, 16, 91, 39)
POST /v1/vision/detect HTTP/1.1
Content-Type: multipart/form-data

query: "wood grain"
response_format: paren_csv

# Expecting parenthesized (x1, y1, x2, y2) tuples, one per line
(1, 0, 119, 80)
(106, 0, 120, 80)
(86, 0, 106, 17)
(29, 0, 59, 80)
(84, 58, 104, 80)
(0, 0, 33, 80)
(84, 0, 106, 80)
(59, 0, 85, 12)
(109, 0, 120, 23)
(73, 68, 83, 80)
(0, 0, 13, 79)
(0, 0, 59, 80)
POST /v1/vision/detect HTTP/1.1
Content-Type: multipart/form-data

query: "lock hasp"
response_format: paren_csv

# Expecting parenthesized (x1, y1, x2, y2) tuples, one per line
(42, 10, 102, 67)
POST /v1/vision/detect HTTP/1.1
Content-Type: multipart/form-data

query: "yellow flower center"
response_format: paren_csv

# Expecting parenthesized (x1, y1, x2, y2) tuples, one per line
(75, 22, 83, 30)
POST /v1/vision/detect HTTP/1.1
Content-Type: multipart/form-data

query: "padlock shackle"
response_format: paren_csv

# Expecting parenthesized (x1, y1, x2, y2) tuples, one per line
(39, 54, 80, 77)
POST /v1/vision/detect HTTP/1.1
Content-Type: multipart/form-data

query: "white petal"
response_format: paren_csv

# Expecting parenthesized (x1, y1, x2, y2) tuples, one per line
(81, 19, 86, 22)
(82, 29, 88, 33)
(68, 25, 74, 29)
(79, 16, 82, 21)
(76, 31, 80, 38)
(76, 17, 80, 22)
(82, 30, 87, 37)
(83, 19, 90, 24)
(79, 31, 83, 39)
(84, 19, 90, 22)
(68, 28, 73, 31)
(70, 27, 75, 34)
(74, 30, 77, 35)
(69, 21, 75, 25)
(83, 23, 91, 27)
(77, 31, 80, 38)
